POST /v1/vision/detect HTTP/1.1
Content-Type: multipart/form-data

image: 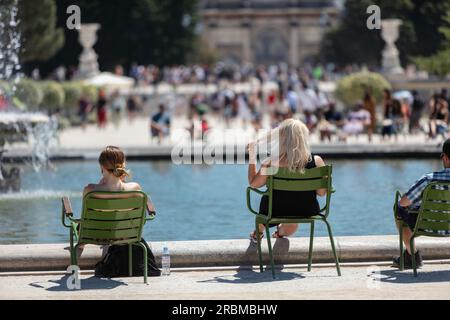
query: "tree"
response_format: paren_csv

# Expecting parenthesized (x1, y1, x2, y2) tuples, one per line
(320, 0, 450, 68)
(18, 0, 64, 63)
(415, 11, 450, 77)
(34, 0, 199, 76)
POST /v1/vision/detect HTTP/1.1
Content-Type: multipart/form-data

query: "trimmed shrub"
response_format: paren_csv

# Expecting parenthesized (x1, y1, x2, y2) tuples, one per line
(14, 79, 43, 110)
(335, 71, 392, 107)
(39, 81, 65, 112)
(62, 82, 83, 110)
(0, 80, 11, 95)
(81, 84, 98, 104)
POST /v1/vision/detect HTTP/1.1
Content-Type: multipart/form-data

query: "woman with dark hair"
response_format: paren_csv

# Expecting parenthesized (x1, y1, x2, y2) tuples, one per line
(429, 93, 449, 140)
(83, 146, 142, 196)
(381, 89, 399, 141)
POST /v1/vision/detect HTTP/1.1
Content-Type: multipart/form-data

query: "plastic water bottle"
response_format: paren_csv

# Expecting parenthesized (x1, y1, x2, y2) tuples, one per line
(161, 247, 171, 276)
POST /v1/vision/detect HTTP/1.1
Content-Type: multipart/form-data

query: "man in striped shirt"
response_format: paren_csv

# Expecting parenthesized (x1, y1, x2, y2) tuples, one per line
(393, 139, 450, 269)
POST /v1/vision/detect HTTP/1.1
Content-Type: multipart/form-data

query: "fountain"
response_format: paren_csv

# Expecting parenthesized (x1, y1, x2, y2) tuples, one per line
(0, 0, 52, 192)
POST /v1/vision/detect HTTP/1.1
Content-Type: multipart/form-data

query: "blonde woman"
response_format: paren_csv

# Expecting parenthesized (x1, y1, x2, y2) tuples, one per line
(248, 119, 327, 242)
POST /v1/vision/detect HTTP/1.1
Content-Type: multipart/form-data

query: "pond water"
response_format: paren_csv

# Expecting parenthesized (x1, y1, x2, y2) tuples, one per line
(0, 159, 443, 244)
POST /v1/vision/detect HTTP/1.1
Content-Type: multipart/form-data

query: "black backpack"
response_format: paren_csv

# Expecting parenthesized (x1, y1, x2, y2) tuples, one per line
(94, 238, 161, 278)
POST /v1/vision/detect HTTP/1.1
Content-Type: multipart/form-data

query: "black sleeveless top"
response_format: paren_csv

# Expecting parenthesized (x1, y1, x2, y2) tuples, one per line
(259, 155, 320, 218)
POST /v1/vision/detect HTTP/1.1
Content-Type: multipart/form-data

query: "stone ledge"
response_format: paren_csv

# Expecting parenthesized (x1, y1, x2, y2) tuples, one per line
(1, 235, 450, 272)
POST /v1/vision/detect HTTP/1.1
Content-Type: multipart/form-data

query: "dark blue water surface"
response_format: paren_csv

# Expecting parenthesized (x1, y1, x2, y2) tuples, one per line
(0, 159, 443, 244)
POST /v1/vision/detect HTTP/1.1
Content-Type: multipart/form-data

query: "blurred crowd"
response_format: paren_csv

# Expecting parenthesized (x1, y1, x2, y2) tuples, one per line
(125, 62, 354, 86)
(37, 62, 359, 86)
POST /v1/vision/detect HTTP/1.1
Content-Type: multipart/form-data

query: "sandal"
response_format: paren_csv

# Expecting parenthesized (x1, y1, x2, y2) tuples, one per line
(250, 230, 264, 244)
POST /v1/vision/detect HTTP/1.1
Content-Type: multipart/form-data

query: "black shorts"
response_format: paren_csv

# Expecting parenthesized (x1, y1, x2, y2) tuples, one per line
(397, 205, 418, 230)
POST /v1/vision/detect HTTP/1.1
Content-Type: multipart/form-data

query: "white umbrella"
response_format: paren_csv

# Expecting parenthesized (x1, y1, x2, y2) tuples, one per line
(84, 72, 134, 89)
(394, 90, 414, 104)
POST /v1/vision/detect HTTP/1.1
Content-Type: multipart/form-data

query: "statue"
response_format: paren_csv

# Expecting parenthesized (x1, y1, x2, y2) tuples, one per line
(381, 19, 404, 76)
(78, 23, 101, 79)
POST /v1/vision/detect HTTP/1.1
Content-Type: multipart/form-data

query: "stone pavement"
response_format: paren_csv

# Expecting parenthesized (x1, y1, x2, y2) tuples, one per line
(2, 262, 450, 300)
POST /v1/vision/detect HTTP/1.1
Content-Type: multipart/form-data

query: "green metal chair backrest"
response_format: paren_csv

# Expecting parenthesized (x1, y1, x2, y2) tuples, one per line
(79, 191, 148, 245)
(267, 165, 333, 219)
(415, 182, 450, 237)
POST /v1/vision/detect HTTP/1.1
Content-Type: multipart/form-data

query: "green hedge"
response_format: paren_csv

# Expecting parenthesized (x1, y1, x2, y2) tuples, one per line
(39, 81, 66, 111)
(335, 72, 392, 107)
(14, 79, 43, 110)
(62, 82, 83, 109)
(0, 78, 99, 112)
(0, 80, 11, 94)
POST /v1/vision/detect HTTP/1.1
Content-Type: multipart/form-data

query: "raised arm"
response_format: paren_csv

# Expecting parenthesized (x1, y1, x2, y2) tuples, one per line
(247, 142, 269, 189)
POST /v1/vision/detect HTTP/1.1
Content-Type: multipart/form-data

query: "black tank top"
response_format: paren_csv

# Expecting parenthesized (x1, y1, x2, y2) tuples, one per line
(259, 155, 320, 218)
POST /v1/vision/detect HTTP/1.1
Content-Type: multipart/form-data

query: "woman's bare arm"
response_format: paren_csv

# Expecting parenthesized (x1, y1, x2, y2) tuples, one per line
(248, 163, 269, 189)
(315, 155, 327, 197)
(247, 142, 269, 188)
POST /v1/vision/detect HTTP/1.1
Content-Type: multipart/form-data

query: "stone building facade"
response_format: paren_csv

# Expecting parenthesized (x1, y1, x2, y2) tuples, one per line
(199, 0, 339, 66)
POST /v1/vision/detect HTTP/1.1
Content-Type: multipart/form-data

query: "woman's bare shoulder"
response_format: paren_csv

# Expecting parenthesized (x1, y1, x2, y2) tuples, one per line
(314, 155, 326, 167)
(124, 182, 142, 191)
(83, 184, 98, 196)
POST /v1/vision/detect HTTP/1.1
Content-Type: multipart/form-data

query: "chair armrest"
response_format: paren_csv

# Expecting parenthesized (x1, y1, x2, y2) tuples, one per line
(145, 199, 156, 221)
(394, 191, 402, 220)
(246, 187, 268, 216)
(61, 197, 77, 228)
(63, 197, 73, 216)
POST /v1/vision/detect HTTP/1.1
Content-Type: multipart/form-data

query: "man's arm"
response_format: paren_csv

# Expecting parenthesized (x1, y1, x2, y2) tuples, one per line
(400, 175, 429, 208)
(399, 195, 412, 208)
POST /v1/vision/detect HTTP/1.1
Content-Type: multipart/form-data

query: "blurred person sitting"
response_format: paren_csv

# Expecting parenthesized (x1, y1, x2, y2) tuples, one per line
(150, 104, 171, 144)
(303, 110, 318, 133)
(341, 104, 371, 142)
(409, 90, 425, 134)
(381, 90, 402, 142)
(429, 93, 449, 141)
(362, 90, 376, 143)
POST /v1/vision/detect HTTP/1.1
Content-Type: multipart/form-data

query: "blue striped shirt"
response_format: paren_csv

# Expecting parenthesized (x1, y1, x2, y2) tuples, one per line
(405, 168, 450, 210)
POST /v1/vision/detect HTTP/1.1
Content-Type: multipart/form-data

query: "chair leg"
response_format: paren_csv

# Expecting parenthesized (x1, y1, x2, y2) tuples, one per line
(265, 225, 276, 279)
(70, 228, 75, 266)
(255, 222, 263, 273)
(399, 224, 404, 271)
(128, 244, 133, 277)
(410, 238, 417, 277)
(141, 243, 148, 284)
(73, 243, 80, 267)
(308, 222, 315, 272)
(325, 220, 341, 276)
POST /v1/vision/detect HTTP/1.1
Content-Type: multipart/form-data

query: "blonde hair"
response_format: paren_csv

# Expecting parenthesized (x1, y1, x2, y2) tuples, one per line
(278, 119, 312, 172)
(98, 146, 130, 179)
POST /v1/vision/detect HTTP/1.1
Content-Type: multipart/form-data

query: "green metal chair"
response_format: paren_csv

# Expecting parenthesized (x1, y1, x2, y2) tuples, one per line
(246, 165, 341, 279)
(395, 182, 450, 277)
(62, 191, 156, 284)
